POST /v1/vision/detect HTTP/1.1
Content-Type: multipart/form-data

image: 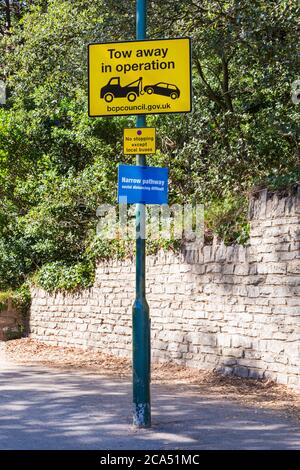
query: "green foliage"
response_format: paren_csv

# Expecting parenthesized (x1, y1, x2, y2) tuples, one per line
(146, 238, 181, 256)
(0, 1, 299, 291)
(33, 260, 95, 292)
(0, 290, 12, 311)
(258, 168, 300, 191)
(205, 195, 250, 245)
(11, 283, 31, 317)
(87, 237, 133, 262)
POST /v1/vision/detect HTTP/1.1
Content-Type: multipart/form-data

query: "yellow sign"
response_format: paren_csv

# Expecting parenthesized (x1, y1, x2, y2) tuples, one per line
(88, 37, 192, 117)
(123, 128, 156, 155)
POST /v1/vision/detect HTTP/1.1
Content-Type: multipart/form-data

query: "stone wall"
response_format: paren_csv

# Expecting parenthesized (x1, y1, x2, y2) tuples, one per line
(30, 188, 300, 389)
(0, 298, 22, 341)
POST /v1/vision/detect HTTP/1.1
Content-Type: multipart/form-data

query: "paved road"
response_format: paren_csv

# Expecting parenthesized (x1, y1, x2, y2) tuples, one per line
(1, 348, 300, 450)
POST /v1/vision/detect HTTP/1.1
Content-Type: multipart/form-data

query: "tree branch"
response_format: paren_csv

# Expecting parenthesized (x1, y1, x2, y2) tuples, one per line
(221, 56, 234, 111)
(194, 57, 227, 111)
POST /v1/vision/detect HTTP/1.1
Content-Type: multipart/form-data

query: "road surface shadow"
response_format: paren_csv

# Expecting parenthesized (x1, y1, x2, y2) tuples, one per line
(0, 364, 299, 450)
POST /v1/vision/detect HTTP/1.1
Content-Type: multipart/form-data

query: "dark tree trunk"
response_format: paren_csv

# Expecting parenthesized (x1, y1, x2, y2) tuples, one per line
(5, 0, 11, 31)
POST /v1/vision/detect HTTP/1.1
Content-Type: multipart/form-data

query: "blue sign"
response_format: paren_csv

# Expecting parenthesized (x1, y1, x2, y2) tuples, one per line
(118, 164, 168, 204)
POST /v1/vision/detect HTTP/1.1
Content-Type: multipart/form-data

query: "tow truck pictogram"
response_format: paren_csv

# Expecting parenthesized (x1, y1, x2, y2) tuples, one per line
(100, 77, 143, 103)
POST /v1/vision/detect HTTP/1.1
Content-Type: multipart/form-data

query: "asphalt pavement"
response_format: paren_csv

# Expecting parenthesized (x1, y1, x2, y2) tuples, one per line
(1, 345, 300, 450)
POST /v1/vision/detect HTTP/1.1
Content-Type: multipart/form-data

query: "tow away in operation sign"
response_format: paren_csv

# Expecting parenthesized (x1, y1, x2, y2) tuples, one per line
(88, 37, 192, 117)
(118, 165, 168, 204)
(123, 128, 156, 155)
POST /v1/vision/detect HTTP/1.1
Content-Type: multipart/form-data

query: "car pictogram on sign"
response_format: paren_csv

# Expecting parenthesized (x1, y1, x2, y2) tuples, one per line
(100, 77, 143, 103)
(144, 82, 180, 99)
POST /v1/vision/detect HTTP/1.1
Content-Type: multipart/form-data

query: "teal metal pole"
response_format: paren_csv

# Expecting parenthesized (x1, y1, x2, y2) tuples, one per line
(132, 0, 151, 428)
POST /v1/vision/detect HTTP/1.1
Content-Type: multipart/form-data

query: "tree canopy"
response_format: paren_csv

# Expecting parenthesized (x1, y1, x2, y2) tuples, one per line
(0, 0, 299, 291)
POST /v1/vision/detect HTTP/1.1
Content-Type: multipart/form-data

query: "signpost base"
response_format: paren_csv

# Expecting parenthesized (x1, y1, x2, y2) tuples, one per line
(132, 296, 151, 428)
(133, 403, 151, 428)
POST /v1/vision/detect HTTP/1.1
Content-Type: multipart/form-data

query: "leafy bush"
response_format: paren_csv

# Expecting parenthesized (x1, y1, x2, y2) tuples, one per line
(12, 284, 32, 318)
(258, 168, 300, 191)
(33, 261, 95, 292)
(205, 195, 250, 245)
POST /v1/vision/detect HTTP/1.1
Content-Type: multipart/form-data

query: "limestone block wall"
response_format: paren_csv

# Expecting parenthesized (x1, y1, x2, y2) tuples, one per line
(30, 188, 300, 389)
